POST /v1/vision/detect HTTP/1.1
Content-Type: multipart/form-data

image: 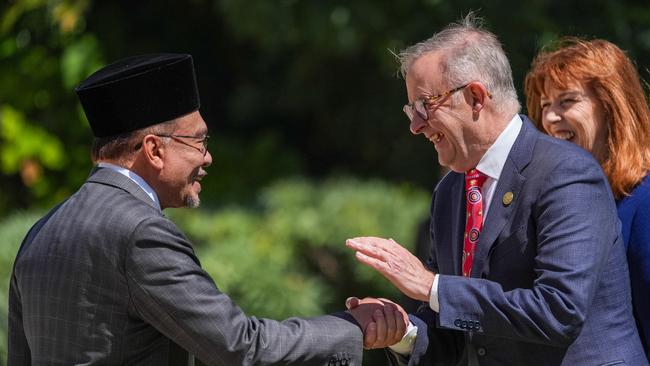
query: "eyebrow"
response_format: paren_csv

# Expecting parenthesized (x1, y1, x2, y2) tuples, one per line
(541, 90, 582, 101)
(558, 91, 581, 98)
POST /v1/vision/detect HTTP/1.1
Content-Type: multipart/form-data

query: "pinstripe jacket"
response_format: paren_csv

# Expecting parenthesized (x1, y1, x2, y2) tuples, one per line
(8, 167, 362, 365)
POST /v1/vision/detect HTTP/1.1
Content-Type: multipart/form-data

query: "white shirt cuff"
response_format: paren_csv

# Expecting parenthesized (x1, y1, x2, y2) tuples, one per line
(388, 321, 418, 355)
(429, 273, 440, 312)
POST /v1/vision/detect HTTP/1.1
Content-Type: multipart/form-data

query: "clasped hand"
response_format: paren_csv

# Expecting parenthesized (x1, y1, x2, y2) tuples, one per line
(345, 296, 408, 349)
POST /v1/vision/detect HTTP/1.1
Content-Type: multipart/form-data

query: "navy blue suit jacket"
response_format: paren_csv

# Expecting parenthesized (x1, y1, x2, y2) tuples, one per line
(406, 116, 648, 366)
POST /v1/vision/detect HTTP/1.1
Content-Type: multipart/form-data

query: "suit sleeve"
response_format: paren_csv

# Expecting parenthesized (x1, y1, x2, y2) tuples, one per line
(7, 213, 54, 366)
(433, 156, 617, 346)
(7, 272, 31, 366)
(125, 216, 363, 366)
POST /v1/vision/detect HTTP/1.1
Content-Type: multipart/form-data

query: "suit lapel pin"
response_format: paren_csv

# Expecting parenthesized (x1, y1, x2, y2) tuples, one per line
(502, 191, 514, 206)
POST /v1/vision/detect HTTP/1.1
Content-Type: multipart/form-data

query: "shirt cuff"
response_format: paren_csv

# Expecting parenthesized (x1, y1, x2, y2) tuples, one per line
(388, 321, 418, 355)
(429, 273, 440, 312)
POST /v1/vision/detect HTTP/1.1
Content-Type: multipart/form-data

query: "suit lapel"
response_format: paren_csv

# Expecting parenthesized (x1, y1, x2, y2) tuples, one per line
(450, 173, 467, 276)
(470, 116, 537, 277)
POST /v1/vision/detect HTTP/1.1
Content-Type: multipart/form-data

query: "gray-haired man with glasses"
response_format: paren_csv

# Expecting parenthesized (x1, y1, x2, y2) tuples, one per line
(345, 14, 647, 366)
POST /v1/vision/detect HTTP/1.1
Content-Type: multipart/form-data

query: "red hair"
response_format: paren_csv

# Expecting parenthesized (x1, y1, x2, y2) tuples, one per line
(525, 38, 650, 199)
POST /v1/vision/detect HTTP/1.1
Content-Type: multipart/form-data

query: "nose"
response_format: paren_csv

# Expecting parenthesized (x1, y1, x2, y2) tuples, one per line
(203, 149, 213, 167)
(409, 114, 427, 135)
(542, 106, 561, 132)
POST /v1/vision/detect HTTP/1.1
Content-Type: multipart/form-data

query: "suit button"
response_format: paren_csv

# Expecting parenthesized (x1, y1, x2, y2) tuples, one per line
(461, 320, 467, 329)
(454, 319, 462, 327)
(477, 347, 486, 356)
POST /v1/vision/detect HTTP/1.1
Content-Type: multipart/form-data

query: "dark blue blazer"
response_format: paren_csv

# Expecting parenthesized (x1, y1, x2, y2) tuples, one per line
(617, 173, 650, 359)
(407, 116, 648, 366)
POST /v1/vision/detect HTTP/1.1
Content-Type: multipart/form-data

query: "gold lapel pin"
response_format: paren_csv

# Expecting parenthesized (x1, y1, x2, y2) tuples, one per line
(502, 192, 514, 206)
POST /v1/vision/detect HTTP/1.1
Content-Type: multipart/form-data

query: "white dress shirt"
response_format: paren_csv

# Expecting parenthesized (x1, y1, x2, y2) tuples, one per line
(390, 114, 522, 356)
(97, 162, 161, 211)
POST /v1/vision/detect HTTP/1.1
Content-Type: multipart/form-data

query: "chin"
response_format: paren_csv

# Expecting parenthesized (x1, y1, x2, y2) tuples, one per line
(184, 195, 201, 208)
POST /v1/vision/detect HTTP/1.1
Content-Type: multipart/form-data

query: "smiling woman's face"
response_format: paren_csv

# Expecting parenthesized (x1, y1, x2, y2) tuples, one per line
(540, 79, 609, 162)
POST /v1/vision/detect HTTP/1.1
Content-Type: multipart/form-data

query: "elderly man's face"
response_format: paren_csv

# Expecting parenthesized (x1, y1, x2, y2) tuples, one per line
(158, 111, 212, 209)
(404, 52, 479, 173)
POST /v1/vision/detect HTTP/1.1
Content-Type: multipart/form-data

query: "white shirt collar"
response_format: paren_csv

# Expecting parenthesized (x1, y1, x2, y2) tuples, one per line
(476, 114, 522, 180)
(97, 162, 161, 210)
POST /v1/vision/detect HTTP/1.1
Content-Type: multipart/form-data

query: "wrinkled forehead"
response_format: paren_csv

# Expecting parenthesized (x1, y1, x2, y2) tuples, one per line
(405, 52, 447, 97)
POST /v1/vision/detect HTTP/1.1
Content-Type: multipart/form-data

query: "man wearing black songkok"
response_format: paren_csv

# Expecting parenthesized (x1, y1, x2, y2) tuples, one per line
(7, 53, 406, 365)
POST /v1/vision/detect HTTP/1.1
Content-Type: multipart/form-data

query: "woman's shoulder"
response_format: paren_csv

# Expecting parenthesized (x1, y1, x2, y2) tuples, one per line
(618, 173, 650, 217)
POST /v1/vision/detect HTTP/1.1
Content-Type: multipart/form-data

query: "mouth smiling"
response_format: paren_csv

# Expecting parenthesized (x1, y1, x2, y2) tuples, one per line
(192, 171, 207, 184)
(552, 130, 575, 141)
(427, 132, 444, 144)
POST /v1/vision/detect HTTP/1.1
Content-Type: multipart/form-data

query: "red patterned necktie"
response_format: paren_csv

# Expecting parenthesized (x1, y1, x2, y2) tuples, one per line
(462, 169, 488, 277)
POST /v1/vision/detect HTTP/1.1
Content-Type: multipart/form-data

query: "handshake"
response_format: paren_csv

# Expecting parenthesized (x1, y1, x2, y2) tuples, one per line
(344, 296, 408, 349)
(342, 236, 438, 350)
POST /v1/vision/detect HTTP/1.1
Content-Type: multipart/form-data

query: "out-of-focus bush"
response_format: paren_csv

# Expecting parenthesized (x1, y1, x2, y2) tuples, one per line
(172, 177, 429, 319)
(0, 178, 429, 365)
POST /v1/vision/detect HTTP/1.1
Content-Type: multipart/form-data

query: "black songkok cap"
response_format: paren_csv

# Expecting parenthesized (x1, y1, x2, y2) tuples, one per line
(75, 53, 200, 138)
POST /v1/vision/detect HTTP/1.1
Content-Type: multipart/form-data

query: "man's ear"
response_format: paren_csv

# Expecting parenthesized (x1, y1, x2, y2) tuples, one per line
(468, 81, 489, 114)
(141, 134, 165, 170)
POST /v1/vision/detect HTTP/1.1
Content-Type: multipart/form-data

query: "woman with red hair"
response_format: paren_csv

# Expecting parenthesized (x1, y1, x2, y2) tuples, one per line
(525, 38, 650, 359)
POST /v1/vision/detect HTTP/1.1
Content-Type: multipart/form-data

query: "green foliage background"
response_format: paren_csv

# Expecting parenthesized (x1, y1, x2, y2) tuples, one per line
(2, 0, 650, 364)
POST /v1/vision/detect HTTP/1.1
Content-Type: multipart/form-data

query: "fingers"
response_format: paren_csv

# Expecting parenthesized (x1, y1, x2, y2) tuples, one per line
(355, 251, 390, 273)
(375, 299, 407, 345)
(346, 238, 388, 259)
(363, 305, 405, 349)
(381, 303, 398, 344)
(347, 297, 409, 349)
(393, 306, 407, 342)
(378, 298, 408, 327)
(372, 309, 387, 346)
(347, 239, 385, 261)
(347, 237, 414, 274)
(363, 322, 377, 349)
(347, 237, 406, 254)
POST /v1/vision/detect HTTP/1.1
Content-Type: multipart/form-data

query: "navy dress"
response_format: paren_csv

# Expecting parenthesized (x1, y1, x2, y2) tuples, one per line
(617, 173, 650, 360)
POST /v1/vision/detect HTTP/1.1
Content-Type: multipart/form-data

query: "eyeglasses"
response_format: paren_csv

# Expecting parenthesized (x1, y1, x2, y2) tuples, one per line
(158, 134, 210, 156)
(403, 84, 470, 122)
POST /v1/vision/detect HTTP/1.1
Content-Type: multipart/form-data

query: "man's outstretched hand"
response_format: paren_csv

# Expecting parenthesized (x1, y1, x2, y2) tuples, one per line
(346, 237, 435, 302)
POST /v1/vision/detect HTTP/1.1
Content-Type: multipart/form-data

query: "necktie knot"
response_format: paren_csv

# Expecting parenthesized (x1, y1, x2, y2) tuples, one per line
(465, 169, 488, 191)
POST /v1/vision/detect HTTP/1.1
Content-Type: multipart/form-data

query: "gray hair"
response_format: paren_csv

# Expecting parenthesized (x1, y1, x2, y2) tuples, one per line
(398, 13, 520, 115)
(91, 119, 177, 164)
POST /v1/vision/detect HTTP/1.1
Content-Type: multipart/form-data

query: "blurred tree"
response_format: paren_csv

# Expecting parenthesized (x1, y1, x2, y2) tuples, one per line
(0, 0, 103, 217)
(2, 0, 650, 218)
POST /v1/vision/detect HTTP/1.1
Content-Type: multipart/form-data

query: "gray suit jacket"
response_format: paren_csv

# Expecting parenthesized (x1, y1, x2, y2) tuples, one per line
(402, 117, 648, 366)
(8, 167, 362, 365)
